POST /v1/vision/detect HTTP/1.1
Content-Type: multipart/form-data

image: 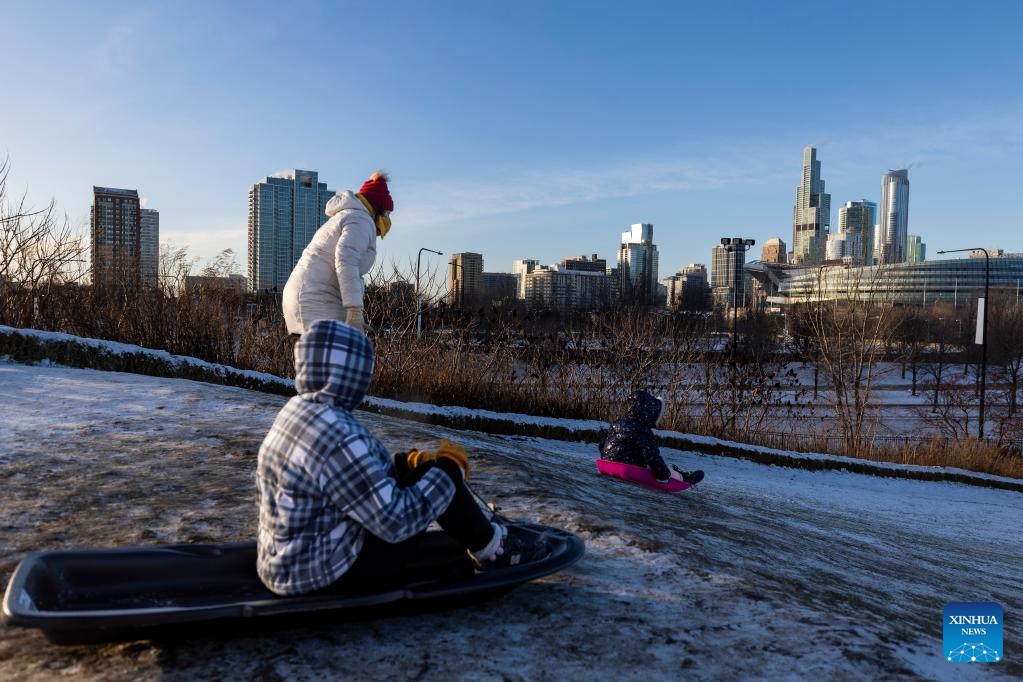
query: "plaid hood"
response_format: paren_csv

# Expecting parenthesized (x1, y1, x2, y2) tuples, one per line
(293, 319, 374, 410)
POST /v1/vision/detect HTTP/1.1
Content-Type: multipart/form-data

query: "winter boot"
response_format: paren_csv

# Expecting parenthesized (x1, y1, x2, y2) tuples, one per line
(680, 470, 704, 485)
(672, 464, 705, 485)
(472, 524, 549, 570)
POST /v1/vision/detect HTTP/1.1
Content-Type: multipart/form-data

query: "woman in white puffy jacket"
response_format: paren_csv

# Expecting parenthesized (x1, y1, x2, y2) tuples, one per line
(282, 171, 393, 335)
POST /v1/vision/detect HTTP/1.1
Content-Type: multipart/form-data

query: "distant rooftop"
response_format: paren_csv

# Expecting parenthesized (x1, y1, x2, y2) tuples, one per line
(93, 186, 139, 197)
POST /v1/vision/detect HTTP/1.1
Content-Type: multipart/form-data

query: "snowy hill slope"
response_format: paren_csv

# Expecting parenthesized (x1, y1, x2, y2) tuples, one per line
(1, 361, 1020, 681)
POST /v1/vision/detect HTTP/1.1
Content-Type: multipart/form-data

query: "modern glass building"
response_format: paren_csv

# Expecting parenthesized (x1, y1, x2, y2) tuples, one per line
(247, 170, 335, 292)
(837, 199, 876, 266)
(747, 253, 1023, 307)
(906, 234, 926, 264)
(791, 147, 831, 265)
(618, 223, 659, 305)
(712, 241, 754, 308)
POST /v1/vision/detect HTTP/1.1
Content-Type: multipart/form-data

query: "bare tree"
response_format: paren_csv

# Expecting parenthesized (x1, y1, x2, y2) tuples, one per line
(891, 306, 929, 395)
(791, 265, 899, 455)
(0, 156, 88, 327)
(201, 248, 241, 278)
(158, 242, 196, 295)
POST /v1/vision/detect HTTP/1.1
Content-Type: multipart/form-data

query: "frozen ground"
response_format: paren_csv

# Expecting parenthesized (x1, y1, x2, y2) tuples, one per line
(1, 360, 1021, 681)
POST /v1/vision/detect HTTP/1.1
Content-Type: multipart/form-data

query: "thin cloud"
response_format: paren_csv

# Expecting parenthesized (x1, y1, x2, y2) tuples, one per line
(398, 158, 756, 229)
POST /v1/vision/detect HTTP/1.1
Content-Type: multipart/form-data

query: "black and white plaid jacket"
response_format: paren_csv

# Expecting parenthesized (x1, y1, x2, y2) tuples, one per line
(256, 320, 455, 595)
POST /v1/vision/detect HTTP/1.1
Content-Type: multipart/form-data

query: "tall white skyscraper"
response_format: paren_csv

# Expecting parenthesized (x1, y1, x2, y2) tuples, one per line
(791, 146, 831, 265)
(617, 223, 659, 305)
(247, 170, 335, 292)
(878, 169, 910, 265)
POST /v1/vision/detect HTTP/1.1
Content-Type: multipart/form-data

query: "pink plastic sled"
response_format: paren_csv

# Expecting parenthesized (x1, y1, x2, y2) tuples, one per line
(595, 459, 694, 494)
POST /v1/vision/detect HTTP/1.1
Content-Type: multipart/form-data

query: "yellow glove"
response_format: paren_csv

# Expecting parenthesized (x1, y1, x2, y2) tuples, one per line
(435, 439, 469, 479)
(406, 439, 470, 480)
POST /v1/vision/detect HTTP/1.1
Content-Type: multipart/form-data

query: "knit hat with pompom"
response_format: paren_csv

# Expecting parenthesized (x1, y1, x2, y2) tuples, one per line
(358, 171, 393, 214)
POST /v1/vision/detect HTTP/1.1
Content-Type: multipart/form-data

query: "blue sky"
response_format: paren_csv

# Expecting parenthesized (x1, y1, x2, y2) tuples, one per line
(3, 1, 1022, 279)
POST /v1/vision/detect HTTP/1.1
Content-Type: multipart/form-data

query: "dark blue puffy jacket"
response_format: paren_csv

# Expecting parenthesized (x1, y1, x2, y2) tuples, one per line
(598, 390, 670, 481)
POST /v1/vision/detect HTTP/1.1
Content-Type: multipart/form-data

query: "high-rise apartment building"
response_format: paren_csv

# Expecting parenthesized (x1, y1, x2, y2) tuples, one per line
(618, 223, 659, 305)
(140, 208, 160, 288)
(878, 169, 909, 265)
(247, 170, 335, 292)
(91, 186, 142, 286)
(760, 237, 787, 264)
(791, 147, 831, 265)
(449, 252, 484, 309)
(838, 200, 877, 266)
(511, 259, 538, 299)
(524, 267, 617, 313)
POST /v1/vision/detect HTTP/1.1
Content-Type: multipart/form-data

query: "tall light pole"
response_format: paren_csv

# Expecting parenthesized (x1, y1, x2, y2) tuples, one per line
(938, 247, 989, 439)
(720, 237, 756, 354)
(416, 247, 442, 338)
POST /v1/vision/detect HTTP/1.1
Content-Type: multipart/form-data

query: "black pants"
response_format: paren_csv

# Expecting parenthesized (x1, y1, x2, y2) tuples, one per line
(320, 453, 494, 592)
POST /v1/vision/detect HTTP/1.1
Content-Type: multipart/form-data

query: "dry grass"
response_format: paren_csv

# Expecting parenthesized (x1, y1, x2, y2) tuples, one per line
(2, 282, 1021, 480)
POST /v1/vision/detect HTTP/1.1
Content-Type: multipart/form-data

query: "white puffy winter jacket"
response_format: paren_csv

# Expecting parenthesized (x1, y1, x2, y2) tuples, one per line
(282, 191, 377, 335)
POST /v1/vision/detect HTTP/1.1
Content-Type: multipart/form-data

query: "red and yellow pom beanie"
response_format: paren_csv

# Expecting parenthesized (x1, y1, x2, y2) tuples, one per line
(358, 171, 393, 214)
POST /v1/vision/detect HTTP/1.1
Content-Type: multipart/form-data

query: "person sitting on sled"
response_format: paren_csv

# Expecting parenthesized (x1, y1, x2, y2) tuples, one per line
(598, 390, 704, 486)
(256, 319, 547, 596)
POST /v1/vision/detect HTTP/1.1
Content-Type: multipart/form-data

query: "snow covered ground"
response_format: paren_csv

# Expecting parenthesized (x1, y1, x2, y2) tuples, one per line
(1, 359, 1021, 681)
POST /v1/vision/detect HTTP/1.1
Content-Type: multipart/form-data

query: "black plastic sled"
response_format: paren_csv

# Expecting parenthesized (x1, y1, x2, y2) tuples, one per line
(2, 522, 584, 645)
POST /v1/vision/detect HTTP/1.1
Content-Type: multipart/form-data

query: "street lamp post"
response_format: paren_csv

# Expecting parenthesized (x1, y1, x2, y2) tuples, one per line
(937, 247, 990, 439)
(720, 237, 756, 354)
(416, 247, 442, 338)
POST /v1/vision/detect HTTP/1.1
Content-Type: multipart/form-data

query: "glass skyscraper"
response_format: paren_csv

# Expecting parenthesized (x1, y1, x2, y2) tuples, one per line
(247, 170, 335, 292)
(617, 223, 659, 305)
(906, 234, 926, 264)
(878, 169, 910, 264)
(838, 200, 877, 266)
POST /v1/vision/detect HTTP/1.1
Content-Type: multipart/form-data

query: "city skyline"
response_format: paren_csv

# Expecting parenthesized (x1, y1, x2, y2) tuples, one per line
(4, 2, 1022, 280)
